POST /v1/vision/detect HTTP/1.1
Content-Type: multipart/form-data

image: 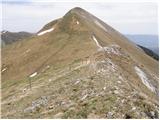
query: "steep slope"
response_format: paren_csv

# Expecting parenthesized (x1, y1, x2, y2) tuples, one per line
(1, 30, 33, 46)
(1, 7, 159, 119)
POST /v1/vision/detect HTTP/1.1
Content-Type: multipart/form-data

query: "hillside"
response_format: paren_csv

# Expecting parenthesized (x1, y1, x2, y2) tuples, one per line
(1, 30, 33, 47)
(1, 7, 159, 119)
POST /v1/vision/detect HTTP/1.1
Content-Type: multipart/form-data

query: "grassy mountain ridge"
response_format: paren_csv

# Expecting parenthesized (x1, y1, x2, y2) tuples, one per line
(1, 7, 159, 119)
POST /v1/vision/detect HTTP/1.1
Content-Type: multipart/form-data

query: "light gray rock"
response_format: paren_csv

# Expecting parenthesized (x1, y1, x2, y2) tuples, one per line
(106, 112, 113, 118)
(24, 96, 49, 113)
(53, 112, 64, 118)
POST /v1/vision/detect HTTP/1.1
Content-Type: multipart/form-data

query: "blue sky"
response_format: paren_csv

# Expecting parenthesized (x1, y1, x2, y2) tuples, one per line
(1, 0, 158, 35)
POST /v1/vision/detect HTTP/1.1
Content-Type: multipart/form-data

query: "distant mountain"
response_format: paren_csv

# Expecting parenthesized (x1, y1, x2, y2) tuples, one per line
(125, 34, 159, 55)
(151, 47, 159, 55)
(138, 45, 159, 61)
(1, 30, 33, 46)
(1, 7, 158, 119)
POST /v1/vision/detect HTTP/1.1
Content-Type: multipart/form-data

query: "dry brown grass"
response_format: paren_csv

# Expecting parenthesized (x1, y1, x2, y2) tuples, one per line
(1, 7, 158, 119)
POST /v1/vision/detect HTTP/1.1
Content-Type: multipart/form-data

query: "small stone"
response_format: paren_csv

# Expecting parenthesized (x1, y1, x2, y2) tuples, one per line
(117, 81, 121, 84)
(132, 107, 136, 110)
(74, 80, 80, 85)
(46, 65, 50, 68)
(150, 111, 155, 117)
(121, 99, 125, 103)
(24, 106, 35, 113)
(48, 105, 54, 109)
(106, 112, 113, 118)
(61, 101, 66, 105)
(113, 90, 119, 94)
(113, 107, 117, 110)
(81, 94, 88, 101)
(23, 88, 27, 93)
(103, 87, 106, 90)
(118, 75, 123, 80)
(53, 112, 63, 118)
(114, 86, 119, 90)
(127, 96, 131, 98)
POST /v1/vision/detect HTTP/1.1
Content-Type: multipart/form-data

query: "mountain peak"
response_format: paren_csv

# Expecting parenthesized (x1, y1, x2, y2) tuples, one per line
(71, 7, 84, 11)
(37, 7, 87, 34)
(2, 7, 159, 119)
(65, 7, 87, 18)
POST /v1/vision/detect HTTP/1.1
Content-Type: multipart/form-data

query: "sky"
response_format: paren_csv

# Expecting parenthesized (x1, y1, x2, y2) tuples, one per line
(1, 0, 159, 35)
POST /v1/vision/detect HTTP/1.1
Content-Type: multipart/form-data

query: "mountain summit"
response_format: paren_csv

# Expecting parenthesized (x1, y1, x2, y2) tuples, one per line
(1, 7, 159, 119)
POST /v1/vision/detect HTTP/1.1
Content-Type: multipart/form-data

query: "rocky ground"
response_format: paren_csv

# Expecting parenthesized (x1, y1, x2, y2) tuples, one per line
(1, 7, 159, 119)
(1, 45, 159, 119)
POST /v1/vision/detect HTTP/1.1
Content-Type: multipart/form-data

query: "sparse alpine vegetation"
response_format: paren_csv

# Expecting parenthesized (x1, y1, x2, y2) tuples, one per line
(1, 7, 159, 119)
